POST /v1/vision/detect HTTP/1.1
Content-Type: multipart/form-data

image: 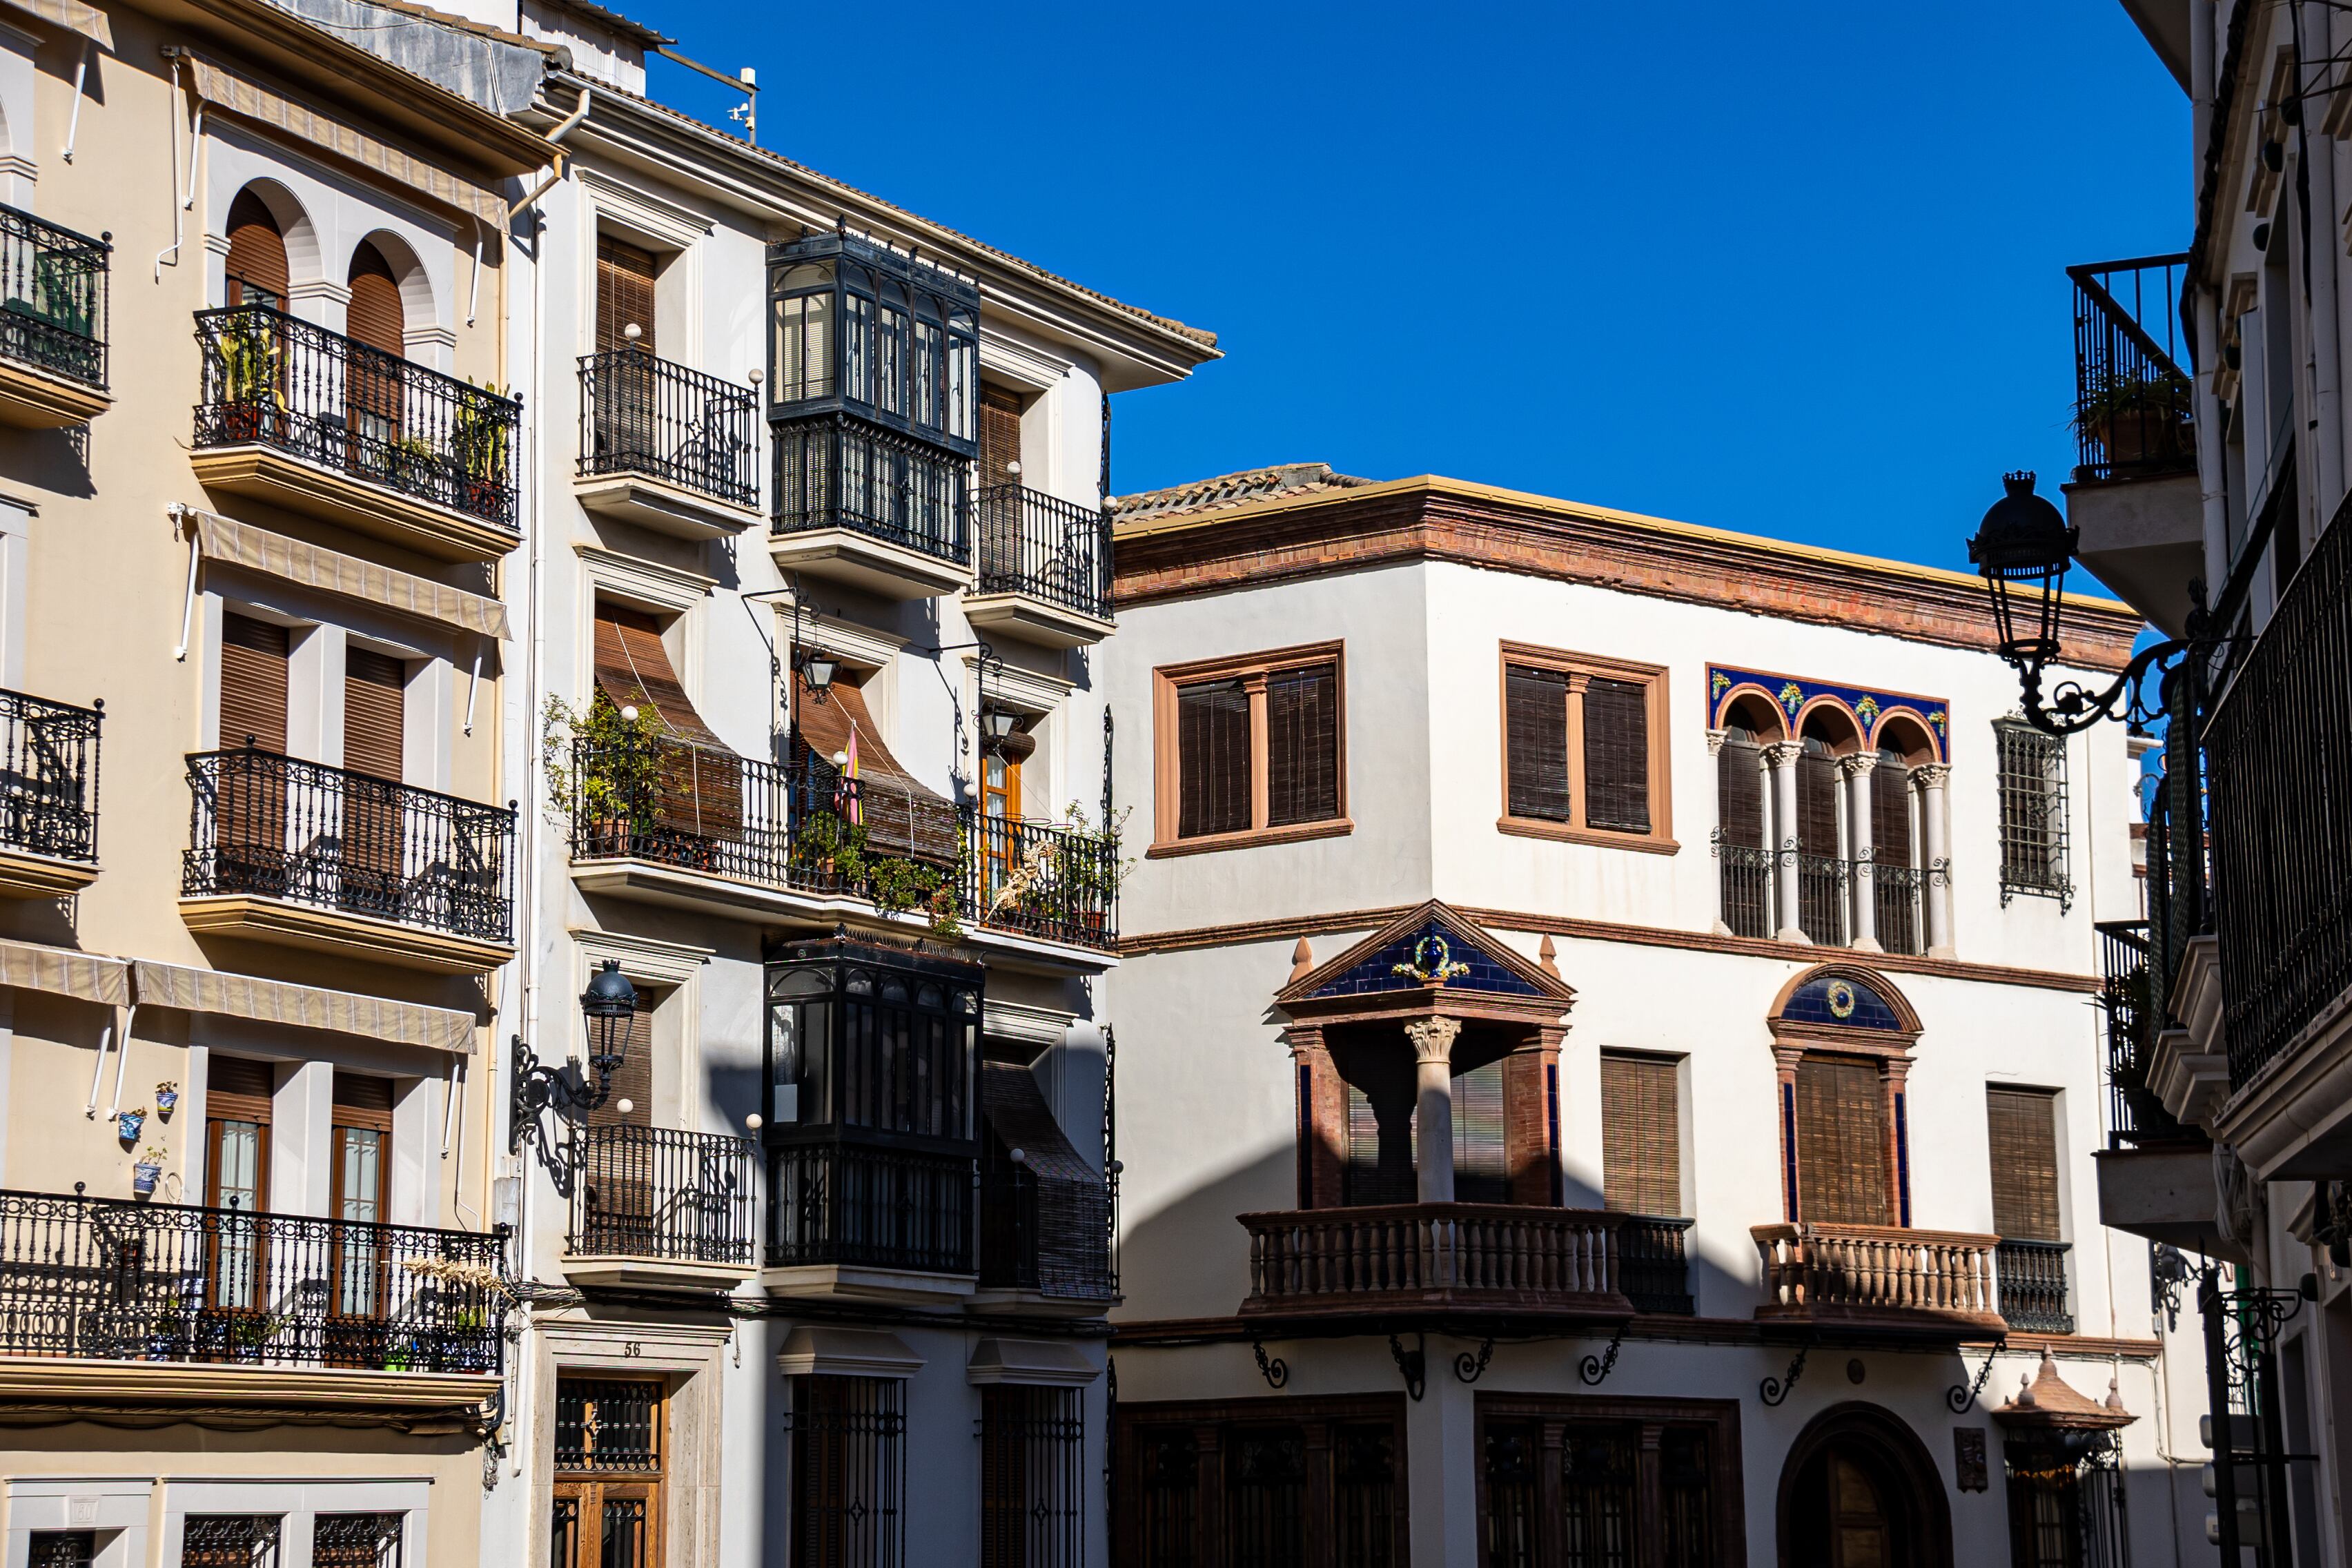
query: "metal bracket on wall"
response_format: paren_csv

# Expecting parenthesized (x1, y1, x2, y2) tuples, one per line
(1761, 1343, 1810, 1407)
(1389, 1333, 1427, 1402)
(1946, 1342, 2003, 1413)
(1250, 1340, 1288, 1390)
(1453, 1337, 1495, 1385)
(1579, 1322, 1628, 1387)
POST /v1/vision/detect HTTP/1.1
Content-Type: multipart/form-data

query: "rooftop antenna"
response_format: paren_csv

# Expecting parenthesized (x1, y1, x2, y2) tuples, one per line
(656, 48, 758, 144)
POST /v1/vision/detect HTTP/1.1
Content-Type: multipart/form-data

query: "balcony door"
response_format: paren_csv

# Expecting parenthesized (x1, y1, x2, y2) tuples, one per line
(1792, 1055, 1893, 1227)
(218, 613, 290, 891)
(981, 747, 1022, 910)
(340, 647, 406, 917)
(595, 235, 659, 471)
(344, 241, 406, 477)
(326, 1072, 392, 1365)
(203, 1056, 274, 1342)
(582, 998, 658, 1256)
(224, 191, 287, 308)
(979, 386, 1024, 587)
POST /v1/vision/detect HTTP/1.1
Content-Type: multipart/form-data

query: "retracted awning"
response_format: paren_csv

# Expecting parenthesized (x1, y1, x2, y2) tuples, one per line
(2, 0, 110, 49)
(182, 508, 510, 640)
(0, 938, 128, 1006)
(132, 959, 477, 1055)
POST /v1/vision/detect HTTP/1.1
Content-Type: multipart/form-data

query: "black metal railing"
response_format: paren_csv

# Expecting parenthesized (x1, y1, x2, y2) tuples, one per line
(1796, 851, 1848, 946)
(765, 1140, 973, 1274)
(2070, 254, 2195, 483)
(977, 484, 1112, 620)
(0, 1187, 506, 1372)
(567, 1125, 761, 1266)
(1712, 834, 1773, 938)
(2099, 920, 2191, 1148)
(578, 349, 758, 509)
(566, 733, 1120, 952)
(1869, 860, 1925, 956)
(184, 747, 515, 945)
(0, 688, 99, 864)
(979, 1159, 1039, 1293)
(1997, 1239, 2074, 1333)
(2208, 489, 2352, 1090)
(772, 411, 968, 564)
(966, 808, 1119, 948)
(0, 204, 108, 389)
(193, 304, 520, 529)
(1620, 1215, 1694, 1315)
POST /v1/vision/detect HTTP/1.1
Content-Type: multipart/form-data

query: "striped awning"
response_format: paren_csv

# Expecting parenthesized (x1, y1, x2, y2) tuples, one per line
(2, 0, 110, 48)
(131, 960, 477, 1055)
(0, 939, 128, 1006)
(182, 509, 510, 640)
(184, 55, 504, 231)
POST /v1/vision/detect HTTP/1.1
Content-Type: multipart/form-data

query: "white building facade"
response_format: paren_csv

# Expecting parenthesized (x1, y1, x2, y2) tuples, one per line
(1101, 469, 2211, 1566)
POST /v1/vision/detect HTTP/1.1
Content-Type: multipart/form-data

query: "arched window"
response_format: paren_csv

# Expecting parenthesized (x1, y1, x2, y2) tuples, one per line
(346, 240, 405, 355)
(1716, 721, 1769, 937)
(1768, 968, 1920, 1230)
(1795, 726, 1845, 943)
(224, 190, 288, 308)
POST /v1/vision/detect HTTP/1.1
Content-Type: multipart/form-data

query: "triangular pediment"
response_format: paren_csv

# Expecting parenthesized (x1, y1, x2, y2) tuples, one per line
(1276, 900, 1574, 1009)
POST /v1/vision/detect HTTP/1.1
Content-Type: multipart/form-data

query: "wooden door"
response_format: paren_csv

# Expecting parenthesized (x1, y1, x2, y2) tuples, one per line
(202, 1057, 273, 1355)
(1827, 1451, 1892, 1568)
(553, 1379, 665, 1568)
(582, 1002, 657, 1256)
(981, 750, 1022, 912)
(326, 1074, 392, 1366)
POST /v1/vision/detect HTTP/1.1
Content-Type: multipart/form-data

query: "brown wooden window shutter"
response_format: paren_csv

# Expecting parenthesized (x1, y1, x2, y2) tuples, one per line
(343, 649, 405, 781)
(1450, 1058, 1508, 1204)
(1796, 740, 1841, 856)
(1342, 1081, 1415, 1207)
(1175, 678, 1251, 839)
(220, 613, 291, 753)
(1505, 665, 1571, 823)
(588, 996, 657, 1129)
(1264, 663, 1339, 828)
(345, 242, 406, 356)
(224, 190, 288, 307)
(331, 1071, 395, 1121)
(1716, 733, 1764, 848)
(591, 607, 745, 846)
(1870, 754, 1912, 865)
(596, 236, 658, 357)
(208, 1055, 276, 1108)
(787, 671, 960, 865)
(1600, 1052, 1682, 1217)
(979, 386, 1023, 486)
(1580, 677, 1652, 833)
(1794, 1056, 1890, 1226)
(1986, 1087, 2061, 1241)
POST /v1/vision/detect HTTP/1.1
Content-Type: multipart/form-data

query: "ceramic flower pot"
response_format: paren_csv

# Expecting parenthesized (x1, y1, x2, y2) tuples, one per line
(155, 1089, 179, 1116)
(116, 1110, 145, 1141)
(131, 1162, 161, 1196)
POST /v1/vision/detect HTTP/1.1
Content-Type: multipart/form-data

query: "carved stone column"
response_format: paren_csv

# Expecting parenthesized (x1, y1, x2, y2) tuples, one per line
(1915, 764, 1955, 958)
(1503, 1023, 1567, 1206)
(1763, 741, 1805, 943)
(1285, 1024, 1344, 1208)
(1405, 1016, 1463, 1204)
(1840, 752, 1880, 952)
(1706, 731, 1733, 935)
(1772, 1043, 1807, 1222)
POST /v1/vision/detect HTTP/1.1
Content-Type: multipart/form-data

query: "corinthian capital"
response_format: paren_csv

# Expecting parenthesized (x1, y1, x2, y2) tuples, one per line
(1404, 1016, 1463, 1066)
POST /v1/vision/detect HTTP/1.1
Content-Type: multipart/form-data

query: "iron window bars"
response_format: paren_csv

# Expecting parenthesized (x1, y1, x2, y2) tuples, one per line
(192, 303, 520, 529)
(182, 1516, 282, 1568)
(788, 1375, 906, 1568)
(577, 349, 758, 509)
(1995, 1239, 2075, 1334)
(980, 1386, 1086, 1568)
(184, 747, 516, 945)
(311, 1515, 402, 1568)
(556, 1378, 664, 1471)
(1619, 1215, 1696, 1315)
(2097, 920, 2191, 1149)
(27, 1534, 93, 1568)
(2068, 254, 2194, 484)
(1996, 720, 2073, 908)
(2000, 1429, 2130, 1568)
(566, 1124, 761, 1266)
(0, 1186, 507, 1372)
(0, 202, 108, 389)
(0, 687, 101, 864)
(977, 484, 1113, 620)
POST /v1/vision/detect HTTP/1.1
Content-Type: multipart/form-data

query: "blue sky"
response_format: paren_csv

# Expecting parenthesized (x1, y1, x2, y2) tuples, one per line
(640, 1, 2187, 576)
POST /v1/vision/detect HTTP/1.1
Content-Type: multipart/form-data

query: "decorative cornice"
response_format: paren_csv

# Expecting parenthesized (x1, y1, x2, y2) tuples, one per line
(1111, 480, 2142, 672)
(1109, 1314, 2162, 1360)
(1119, 903, 2104, 995)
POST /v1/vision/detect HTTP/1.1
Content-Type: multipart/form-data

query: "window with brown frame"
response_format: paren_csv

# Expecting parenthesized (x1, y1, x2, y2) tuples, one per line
(1600, 1052, 1683, 1219)
(1793, 1054, 1893, 1227)
(1986, 1087, 2062, 1242)
(1496, 643, 1673, 850)
(1115, 1395, 1407, 1568)
(1478, 1394, 1743, 1568)
(1152, 643, 1347, 854)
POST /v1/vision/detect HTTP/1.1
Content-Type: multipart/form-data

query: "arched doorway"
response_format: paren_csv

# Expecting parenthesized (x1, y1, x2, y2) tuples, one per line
(1778, 1403, 1951, 1568)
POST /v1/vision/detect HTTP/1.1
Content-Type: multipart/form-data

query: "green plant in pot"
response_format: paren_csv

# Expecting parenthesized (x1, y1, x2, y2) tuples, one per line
(2074, 366, 2191, 469)
(452, 381, 511, 518)
(213, 313, 283, 441)
(543, 695, 670, 851)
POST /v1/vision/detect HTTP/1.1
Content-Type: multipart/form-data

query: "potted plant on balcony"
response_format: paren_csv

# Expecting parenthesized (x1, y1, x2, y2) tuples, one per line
(115, 1105, 147, 1143)
(542, 696, 668, 854)
(213, 312, 283, 442)
(2074, 366, 2193, 471)
(1053, 802, 1130, 941)
(452, 381, 510, 520)
(130, 1145, 165, 1197)
(155, 1081, 180, 1118)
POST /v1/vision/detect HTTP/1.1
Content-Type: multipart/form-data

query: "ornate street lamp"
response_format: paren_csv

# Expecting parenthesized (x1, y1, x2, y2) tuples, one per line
(511, 959, 640, 1153)
(796, 647, 839, 703)
(1968, 471, 2196, 734)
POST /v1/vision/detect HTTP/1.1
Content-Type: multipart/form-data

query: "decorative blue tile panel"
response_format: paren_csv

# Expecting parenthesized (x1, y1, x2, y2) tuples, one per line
(1306, 919, 1546, 998)
(1707, 664, 1950, 763)
(1781, 972, 1904, 1031)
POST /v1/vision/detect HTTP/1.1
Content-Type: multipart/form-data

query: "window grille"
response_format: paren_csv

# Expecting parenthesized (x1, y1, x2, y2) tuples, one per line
(1228, 1429, 1306, 1568)
(2003, 1431, 2130, 1568)
(182, 1516, 281, 1568)
(1333, 1423, 1399, 1568)
(311, 1514, 402, 1568)
(790, 1375, 905, 1568)
(556, 1378, 664, 1472)
(1997, 721, 2072, 907)
(980, 1385, 1085, 1568)
(28, 1533, 94, 1568)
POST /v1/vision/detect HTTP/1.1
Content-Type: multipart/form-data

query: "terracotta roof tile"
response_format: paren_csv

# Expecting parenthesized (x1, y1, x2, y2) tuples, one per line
(1109, 463, 1373, 523)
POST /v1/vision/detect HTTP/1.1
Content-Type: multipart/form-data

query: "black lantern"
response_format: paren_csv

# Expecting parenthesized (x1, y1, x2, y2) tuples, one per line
(511, 960, 638, 1155)
(580, 959, 638, 1077)
(1968, 471, 2077, 669)
(797, 647, 840, 703)
(979, 706, 1021, 752)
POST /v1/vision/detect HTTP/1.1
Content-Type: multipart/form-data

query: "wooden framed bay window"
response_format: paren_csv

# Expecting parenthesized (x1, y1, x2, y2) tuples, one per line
(1497, 643, 1674, 851)
(1151, 642, 1348, 856)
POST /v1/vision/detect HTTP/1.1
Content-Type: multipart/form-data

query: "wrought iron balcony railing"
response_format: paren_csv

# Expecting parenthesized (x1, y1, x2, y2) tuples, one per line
(0, 204, 108, 389)
(2069, 255, 2195, 484)
(978, 1159, 1114, 1302)
(2098, 919, 2190, 1148)
(567, 1124, 761, 1266)
(193, 304, 520, 529)
(765, 1139, 974, 1274)
(977, 484, 1111, 620)
(772, 410, 968, 563)
(184, 747, 516, 945)
(2209, 489, 2352, 1090)
(1996, 1238, 2074, 1334)
(1869, 861, 1926, 957)
(578, 349, 758, 509)
(1620, 1214, 1694, 1315)
(0, 687, 99, 864)
(1795, 850, 1848, 946)
(1713, 833, 1772, 938)
(1238, 1204, 1629, 1317)
(566, 734, 1119, 952)
(0, 1187, 507, 1372)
